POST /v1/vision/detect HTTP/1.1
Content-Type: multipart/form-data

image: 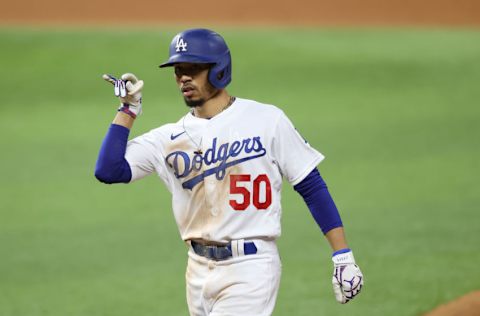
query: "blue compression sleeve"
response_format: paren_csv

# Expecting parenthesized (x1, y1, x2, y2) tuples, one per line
(293, 169, 343, 234)
(94, 124, 132, 184)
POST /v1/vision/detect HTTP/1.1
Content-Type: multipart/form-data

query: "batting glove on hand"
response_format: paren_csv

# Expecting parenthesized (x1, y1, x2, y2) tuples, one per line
(103, 73, 144, 118)
(332, 249, 364, 304)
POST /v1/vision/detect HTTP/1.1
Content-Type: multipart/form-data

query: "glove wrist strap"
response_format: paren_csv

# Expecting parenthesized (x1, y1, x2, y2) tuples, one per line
(332, 248, 351, 257)
(332, 250, 356, 265)
(118, 104, 137, 119)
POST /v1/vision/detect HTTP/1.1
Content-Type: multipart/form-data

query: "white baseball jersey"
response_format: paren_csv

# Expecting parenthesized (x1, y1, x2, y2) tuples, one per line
(125, 97, 324, 243)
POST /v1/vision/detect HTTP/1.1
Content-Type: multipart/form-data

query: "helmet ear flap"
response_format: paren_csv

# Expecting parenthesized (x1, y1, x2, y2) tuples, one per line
(208, 52, 232, 89)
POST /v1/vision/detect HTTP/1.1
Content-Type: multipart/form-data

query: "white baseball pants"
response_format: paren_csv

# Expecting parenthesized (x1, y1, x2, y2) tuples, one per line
(185, 239, 282, 316)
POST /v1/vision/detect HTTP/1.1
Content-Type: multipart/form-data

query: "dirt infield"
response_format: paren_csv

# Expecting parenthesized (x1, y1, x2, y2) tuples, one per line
(1, 0, 479, 26)
(424, 291, 480, 316)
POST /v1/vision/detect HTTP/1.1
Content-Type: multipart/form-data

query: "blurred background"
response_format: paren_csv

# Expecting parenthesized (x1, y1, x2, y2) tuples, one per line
(0, 1, 479, 315)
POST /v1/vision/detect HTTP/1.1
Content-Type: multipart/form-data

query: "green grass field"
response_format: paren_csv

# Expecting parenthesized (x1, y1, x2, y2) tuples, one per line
(0, 27, 479, 316)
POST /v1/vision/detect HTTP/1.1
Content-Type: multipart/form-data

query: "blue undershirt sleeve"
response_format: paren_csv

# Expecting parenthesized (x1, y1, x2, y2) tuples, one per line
(293, 168, 343, 234)
(94, 124, 132, 184)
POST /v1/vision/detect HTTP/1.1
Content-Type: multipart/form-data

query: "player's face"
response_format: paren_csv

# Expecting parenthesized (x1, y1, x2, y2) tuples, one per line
(174, 63, 218, 108)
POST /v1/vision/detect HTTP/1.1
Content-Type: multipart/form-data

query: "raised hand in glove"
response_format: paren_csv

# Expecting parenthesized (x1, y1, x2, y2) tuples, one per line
(332, 249, 364, 304)
(103, 73, 144, 118)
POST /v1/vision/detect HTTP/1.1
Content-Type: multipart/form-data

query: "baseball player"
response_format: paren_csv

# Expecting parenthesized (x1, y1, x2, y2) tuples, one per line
(95, 28, 363, 316)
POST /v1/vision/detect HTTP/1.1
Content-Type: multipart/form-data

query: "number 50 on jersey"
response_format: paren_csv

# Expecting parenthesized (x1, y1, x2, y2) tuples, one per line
(229, 174, 272, 211)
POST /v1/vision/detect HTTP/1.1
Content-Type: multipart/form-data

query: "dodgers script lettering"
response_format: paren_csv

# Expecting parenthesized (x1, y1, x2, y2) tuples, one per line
(166, 136, 266, 190)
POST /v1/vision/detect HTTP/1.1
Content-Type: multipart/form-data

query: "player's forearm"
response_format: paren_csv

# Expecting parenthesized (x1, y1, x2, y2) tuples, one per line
(96, 71, 142, 184)
(294, 169, 350, 252)
(325, 227, 349, 252)
(113, 111, 135, 130)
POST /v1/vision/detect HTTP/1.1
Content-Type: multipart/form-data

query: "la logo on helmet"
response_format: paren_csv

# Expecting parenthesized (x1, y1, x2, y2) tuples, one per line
(175, 36, 188, 52)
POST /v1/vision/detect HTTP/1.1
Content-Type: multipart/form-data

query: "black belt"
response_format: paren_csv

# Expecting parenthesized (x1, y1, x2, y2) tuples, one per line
(191, 240, 257, 261)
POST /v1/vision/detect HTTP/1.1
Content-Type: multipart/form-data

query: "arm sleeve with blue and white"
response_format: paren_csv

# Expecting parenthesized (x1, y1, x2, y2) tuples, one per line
(269, 111, 342, 234)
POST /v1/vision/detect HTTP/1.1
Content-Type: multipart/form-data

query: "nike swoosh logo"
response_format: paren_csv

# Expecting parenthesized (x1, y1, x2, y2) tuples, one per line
(170, 131, 186, 140)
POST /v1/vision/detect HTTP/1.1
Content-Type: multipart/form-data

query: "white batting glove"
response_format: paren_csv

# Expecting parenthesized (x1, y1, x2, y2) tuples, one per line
(103, 73, 144, 118)
(332, 249, 364, 304)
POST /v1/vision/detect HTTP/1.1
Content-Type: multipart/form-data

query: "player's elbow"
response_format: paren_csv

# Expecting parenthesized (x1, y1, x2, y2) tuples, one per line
(94, 167, 116, 184)
(94, 161, 132, 184)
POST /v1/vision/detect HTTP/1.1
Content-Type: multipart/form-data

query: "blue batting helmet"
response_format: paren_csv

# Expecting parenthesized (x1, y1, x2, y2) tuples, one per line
(159, 28, 232, 89)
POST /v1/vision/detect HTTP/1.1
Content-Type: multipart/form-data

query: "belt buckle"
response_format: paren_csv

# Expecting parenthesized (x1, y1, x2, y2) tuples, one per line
(217, 245, 232, 260)
(205, 245, 216, 259)
(207, 245, 231, 261)
(191, 241, 235, 261)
